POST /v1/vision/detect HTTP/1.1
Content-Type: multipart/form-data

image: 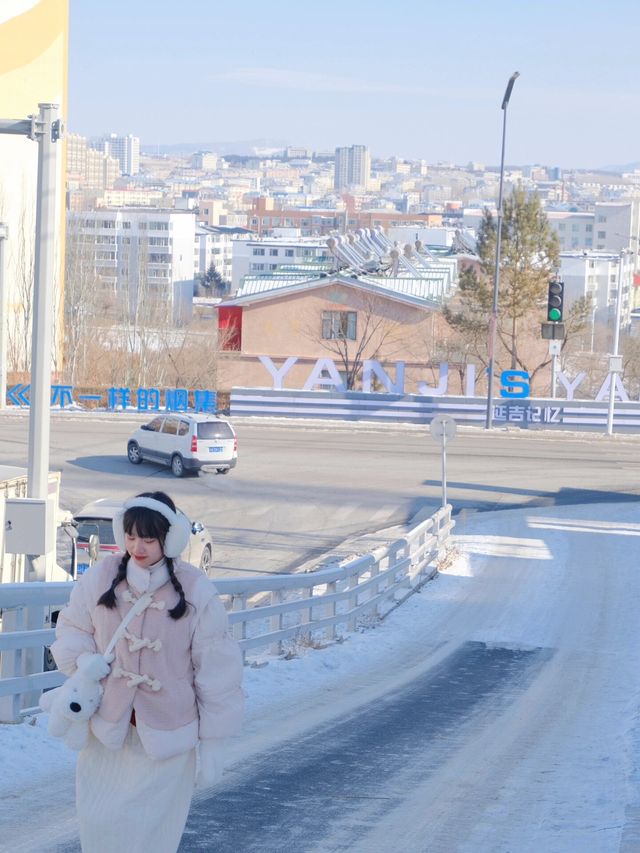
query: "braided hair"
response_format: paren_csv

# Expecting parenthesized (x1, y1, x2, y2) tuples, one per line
(165, 556, 187, 619)
(98, 491, 189, 620)
(97, 552, 130, 609)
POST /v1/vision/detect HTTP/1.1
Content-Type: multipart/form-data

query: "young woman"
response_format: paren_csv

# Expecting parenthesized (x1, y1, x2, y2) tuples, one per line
(51, 491, 244, 853)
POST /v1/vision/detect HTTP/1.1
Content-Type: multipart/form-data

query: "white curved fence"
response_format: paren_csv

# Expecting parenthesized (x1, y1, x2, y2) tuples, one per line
(0, 505, 454, 722)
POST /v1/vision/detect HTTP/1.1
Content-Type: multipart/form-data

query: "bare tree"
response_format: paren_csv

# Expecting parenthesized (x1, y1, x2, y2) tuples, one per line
(307, 290, 408, 389)
(63, 219, 101, 384)
(6, 202, 35, 374)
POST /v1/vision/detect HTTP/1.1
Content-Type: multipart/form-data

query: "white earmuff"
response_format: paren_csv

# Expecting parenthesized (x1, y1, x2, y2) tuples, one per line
(112, 497, 192, 558)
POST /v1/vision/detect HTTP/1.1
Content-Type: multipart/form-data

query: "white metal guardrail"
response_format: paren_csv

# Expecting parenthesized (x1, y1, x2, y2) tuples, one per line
(0, 506, 453, 722)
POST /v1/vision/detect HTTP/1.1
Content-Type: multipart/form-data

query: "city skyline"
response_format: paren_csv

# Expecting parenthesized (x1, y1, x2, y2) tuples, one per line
(69, 0, 640, 171)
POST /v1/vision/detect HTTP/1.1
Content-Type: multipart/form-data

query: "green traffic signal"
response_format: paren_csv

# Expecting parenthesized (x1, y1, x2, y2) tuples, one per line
(547, 279, 564, 322)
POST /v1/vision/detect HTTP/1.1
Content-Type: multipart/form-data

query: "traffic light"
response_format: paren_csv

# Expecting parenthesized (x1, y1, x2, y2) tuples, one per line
(547, 279, 564, 322)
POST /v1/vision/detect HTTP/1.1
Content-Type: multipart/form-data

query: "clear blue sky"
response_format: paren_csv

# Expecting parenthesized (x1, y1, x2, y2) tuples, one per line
(69, 0, 640, 169)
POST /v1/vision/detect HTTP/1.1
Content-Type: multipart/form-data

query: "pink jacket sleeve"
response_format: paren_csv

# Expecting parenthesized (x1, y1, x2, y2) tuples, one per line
(50, 571, 99, 676)
(191, 584, 244, 739)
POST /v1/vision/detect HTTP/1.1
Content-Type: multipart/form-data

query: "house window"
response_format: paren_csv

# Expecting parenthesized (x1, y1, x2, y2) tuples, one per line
(597, 231, 606, 239)
(285, 249, 294, 257)
(270, 248, 278, 256)
(322, 310, 357, 340)
(253, 248, 265, 256)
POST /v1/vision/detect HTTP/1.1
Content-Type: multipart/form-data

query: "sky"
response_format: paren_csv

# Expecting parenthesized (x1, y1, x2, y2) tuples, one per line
(67, 1, 640, 170)
(2, 500, 640, 850)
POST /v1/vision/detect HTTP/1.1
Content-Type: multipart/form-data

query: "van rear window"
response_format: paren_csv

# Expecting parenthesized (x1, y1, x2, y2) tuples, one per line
(197, 421, 234, 440)
(75, 519, 117, 546)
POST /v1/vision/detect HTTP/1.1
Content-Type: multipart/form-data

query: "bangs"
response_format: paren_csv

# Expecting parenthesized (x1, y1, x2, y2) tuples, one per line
(123, 506, 169, 542)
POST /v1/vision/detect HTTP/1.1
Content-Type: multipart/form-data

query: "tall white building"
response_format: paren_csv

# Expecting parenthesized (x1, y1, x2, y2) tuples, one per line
(91, 133, 141, 176)
(559, 250, 635, 337)
(334, 144, 370, 190)
(68, 208, 196, 323)
(549, 201, 640, 254)
(195, 224, 252, 287)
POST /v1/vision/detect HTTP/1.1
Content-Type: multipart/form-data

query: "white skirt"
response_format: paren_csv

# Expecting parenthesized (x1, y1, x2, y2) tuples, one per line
(76, 725, 196, 853)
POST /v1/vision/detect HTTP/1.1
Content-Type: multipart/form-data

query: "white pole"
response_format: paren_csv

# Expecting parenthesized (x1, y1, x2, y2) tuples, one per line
(606, 252, 624, 436)
(0, 224, 8, 409)
(27, 104, 60, 504)
(441, 432, 447, 508)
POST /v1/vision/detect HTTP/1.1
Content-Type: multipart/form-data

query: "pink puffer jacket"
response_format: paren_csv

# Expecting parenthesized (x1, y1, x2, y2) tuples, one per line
(51, 554, 244, 760)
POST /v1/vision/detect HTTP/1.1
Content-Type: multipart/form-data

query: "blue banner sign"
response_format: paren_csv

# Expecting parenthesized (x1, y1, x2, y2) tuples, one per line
(5, 384, 217, 413)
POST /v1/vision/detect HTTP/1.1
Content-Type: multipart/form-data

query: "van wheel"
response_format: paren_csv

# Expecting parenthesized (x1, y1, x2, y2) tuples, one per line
(127, 441, 142, 464)
(171, 454, 185, 478)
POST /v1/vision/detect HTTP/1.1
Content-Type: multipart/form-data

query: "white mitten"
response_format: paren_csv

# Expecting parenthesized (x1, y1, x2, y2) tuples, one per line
(76, 652, 111, 680)
(195, 738, 226, 790)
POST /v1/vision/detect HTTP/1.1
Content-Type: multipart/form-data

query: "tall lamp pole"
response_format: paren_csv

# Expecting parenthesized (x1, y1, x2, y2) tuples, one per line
(485, 71, 520, 429)
(606, 250, 629, 435)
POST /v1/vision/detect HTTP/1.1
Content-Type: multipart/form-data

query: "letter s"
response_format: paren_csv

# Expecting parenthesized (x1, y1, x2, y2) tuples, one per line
(500, 370, 530, 398)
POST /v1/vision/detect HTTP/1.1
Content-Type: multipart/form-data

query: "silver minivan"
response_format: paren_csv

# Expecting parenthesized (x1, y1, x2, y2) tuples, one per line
(127, 414, 238, 477)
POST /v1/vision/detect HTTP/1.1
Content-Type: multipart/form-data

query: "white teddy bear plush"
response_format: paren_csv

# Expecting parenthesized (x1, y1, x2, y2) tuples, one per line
(39, 652, 111, 751)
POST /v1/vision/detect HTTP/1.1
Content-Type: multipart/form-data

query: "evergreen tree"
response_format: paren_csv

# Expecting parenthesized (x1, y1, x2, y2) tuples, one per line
(444, 186, 587, 385)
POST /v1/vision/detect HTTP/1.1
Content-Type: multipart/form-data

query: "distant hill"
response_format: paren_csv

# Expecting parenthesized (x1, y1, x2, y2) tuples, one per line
(141, 139, 289, 157)
(597, 162, 640, 174)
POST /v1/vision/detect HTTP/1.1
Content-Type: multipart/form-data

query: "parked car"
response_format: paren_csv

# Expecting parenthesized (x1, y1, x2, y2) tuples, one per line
(127, 414, 237, 477)
(72, 498, 214, 576)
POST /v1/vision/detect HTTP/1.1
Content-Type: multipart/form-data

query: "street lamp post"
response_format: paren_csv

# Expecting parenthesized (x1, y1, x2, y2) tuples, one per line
(485, 71, 520, 429)
(606, 250, 629, 435)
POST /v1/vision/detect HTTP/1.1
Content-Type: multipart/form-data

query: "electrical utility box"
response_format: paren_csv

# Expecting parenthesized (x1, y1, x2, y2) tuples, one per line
(3, 497, 56, 555)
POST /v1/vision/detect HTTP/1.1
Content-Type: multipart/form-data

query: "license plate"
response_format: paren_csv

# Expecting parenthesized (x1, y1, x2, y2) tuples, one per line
(208, 446, 223, 453)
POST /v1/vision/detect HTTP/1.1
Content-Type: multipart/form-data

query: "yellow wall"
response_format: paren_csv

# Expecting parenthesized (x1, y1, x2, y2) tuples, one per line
(0, 0, 68, 373)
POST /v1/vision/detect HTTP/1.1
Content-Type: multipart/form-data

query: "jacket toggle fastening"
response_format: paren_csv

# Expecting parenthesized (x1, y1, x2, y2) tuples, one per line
(112, 667, 162, 691)
(123, 630, 162, 653)
(113, 588, 164, 691)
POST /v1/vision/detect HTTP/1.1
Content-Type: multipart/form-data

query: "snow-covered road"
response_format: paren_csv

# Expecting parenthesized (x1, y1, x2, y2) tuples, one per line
(3, 501, 640, 852)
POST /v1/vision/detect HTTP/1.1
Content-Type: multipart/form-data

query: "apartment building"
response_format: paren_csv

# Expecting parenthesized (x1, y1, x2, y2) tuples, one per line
(549, 201, 640, 254)
(231, 234, 333, 291)
(195, 224, 252, 286)
(547, 212, 595, 251)
(559, 250, 635, 335)
(191, 151, 218, 171)
(334, 145, 371, 190)
(90, 133, 141, 176)
(67, 133, 120, 191)
(68, 208, 196, 324)
(249, 197, 443, 237)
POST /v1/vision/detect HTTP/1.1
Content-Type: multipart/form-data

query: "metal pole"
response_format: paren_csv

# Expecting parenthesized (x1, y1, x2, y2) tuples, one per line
(0, 224, 8, 409)
(606, 252, 625, 435)
(27, 104, 61, 502)
(551, 353, 557, 398)
(485, 72, 520, 429)
(441, 432, 447, 508)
